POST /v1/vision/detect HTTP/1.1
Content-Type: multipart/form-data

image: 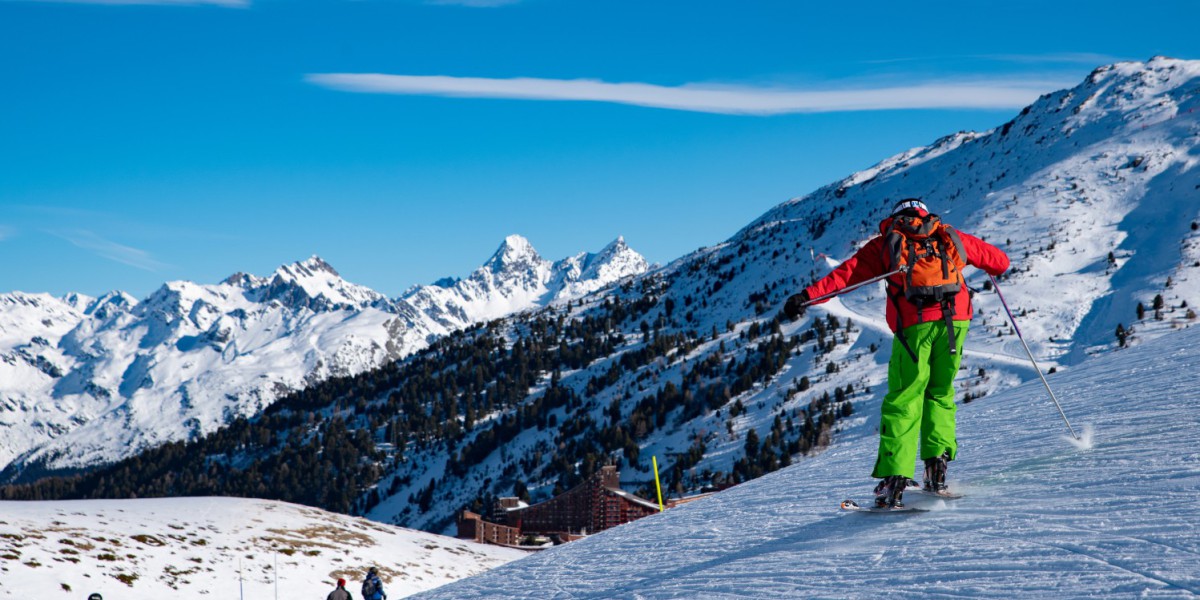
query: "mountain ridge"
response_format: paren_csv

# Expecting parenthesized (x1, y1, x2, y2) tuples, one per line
(0, 236, 648, 480)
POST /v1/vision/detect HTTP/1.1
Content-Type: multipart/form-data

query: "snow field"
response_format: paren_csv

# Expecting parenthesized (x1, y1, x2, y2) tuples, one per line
(0, 496, 524, 598)
(415, 324, 1200, 599)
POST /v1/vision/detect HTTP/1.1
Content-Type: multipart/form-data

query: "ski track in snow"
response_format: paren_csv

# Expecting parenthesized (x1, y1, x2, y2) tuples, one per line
(415, 327, 1200, 599)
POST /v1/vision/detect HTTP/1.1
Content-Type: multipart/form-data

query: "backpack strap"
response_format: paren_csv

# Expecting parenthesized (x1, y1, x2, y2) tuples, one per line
(886, 284, 919, 362)
(941, 225, 968, 267)
(938, 237, 951, 280)
(941, 298, 957, 356)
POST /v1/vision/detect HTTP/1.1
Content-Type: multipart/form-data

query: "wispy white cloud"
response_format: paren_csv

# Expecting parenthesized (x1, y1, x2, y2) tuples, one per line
(975, 52, 1125, 65)
(863, 52, 1125, 66)
(53, 229, 169, 272)
(17, 0, 247, 7)
(428, 0, 522, 6)
(305, 73, 1074, 115)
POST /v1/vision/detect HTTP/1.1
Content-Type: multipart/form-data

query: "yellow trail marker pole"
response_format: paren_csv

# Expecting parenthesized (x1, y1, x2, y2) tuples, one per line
(652, 456, 664, 512)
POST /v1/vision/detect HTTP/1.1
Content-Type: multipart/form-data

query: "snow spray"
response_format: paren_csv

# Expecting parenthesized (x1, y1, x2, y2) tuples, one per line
(1065, 424, 1095, 451)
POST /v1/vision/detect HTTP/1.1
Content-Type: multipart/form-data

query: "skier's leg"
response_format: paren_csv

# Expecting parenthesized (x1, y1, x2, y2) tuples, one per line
(872, 322, 933, 480)
(921, 321, 968, 461)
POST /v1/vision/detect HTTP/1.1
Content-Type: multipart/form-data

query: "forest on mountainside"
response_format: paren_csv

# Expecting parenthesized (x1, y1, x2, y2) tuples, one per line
(2, 275, 857, 531)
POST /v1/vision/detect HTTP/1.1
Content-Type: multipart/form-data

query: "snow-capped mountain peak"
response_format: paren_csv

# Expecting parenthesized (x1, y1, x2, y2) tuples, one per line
(403, 235, 650, 329)
(556, 235, 650, 299)
(257, 255, 388, 311)
(283, 254, 340, 277)
(83, 290, 138, 320)
(0, 236, 647, 480)
(484, 234, 544, 274)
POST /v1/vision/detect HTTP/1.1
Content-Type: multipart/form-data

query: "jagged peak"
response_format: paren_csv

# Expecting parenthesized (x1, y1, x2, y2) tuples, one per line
(60, 292, 96, 311)
(221, 271, 256, 288)
(600, 235, 628, 253)
(275, 255, 340, 281)
(88, 290, 136, 308)
(590, 236, 646, 269)
(484, 235, 544, 273)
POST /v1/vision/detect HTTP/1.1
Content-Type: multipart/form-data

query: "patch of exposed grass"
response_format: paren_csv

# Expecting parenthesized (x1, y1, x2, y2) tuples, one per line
(330, 565, 402, 585)
(131, 534, 166, 547)
(59, 538, 95, 551)
(114, 572, 138, 586)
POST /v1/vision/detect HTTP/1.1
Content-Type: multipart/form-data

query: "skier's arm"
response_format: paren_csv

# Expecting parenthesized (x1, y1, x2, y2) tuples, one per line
(957, 231, 1010, 277)
(802, 239, 887, 305)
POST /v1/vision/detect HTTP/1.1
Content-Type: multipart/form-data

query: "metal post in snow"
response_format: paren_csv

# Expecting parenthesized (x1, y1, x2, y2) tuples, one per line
(652, 456, 664, 512)
(988, 274, 1080, 440)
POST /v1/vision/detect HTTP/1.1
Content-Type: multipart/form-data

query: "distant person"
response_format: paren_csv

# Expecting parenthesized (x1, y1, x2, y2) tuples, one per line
(362, 566, 387, 600)
(785, 198, 1009, 508)
(327, 578, 353, 600)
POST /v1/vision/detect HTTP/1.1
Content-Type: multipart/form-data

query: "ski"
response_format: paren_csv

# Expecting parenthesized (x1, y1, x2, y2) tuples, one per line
(840, 499, 927, 514)
(906, 488, 965, 501)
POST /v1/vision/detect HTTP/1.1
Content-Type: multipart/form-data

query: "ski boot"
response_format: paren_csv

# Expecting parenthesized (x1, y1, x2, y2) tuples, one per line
(873, 475, 909, 508)
(923, 451, 950, 494)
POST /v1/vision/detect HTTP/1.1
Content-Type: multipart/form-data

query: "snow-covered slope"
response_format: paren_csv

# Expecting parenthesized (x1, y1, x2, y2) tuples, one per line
(0, 239, 647, 479)
(365, 57, 1200, 535)
(0, 496, 524, 598)
(748, 56, 1200, 363)
(416, 318, 1200, 599)
(403, 235, 648, 330)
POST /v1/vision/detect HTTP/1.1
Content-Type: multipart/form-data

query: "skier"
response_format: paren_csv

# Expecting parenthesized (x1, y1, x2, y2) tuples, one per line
(362, 566, 387, 600)
(327, 578, 353, 600)
(87, 595, 103, 600)
(784, 198, 1009, 508)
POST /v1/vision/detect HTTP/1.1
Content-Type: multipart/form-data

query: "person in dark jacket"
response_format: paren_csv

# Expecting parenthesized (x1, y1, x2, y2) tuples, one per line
(327, 578, 353, 600)
(362, 566, 386, 600)
(785, 198, 1009, 507)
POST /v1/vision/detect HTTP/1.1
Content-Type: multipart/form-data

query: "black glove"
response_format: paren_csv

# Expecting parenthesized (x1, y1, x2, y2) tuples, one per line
(784, 291, 810, 320)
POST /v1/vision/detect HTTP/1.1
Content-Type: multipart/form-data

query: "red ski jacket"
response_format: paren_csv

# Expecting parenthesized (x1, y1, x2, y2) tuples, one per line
(803, 217, 1010, 333)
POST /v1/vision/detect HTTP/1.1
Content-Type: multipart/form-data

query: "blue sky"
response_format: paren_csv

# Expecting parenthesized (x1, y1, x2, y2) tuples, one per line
(2, 0, 1198, 299)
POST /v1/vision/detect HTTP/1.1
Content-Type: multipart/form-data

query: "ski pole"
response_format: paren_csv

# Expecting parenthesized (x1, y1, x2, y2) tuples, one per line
(988, 274, 1080, 440)
(802, 267, 907, 306)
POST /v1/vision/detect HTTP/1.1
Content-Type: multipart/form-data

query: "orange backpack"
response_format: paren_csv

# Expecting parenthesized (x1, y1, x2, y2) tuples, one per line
(884, 213, 967, 304)
(883, 213, 968, 358)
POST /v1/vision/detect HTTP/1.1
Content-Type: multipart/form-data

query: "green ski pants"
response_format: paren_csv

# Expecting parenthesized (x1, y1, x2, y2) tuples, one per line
(872, 320, 969, 479)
